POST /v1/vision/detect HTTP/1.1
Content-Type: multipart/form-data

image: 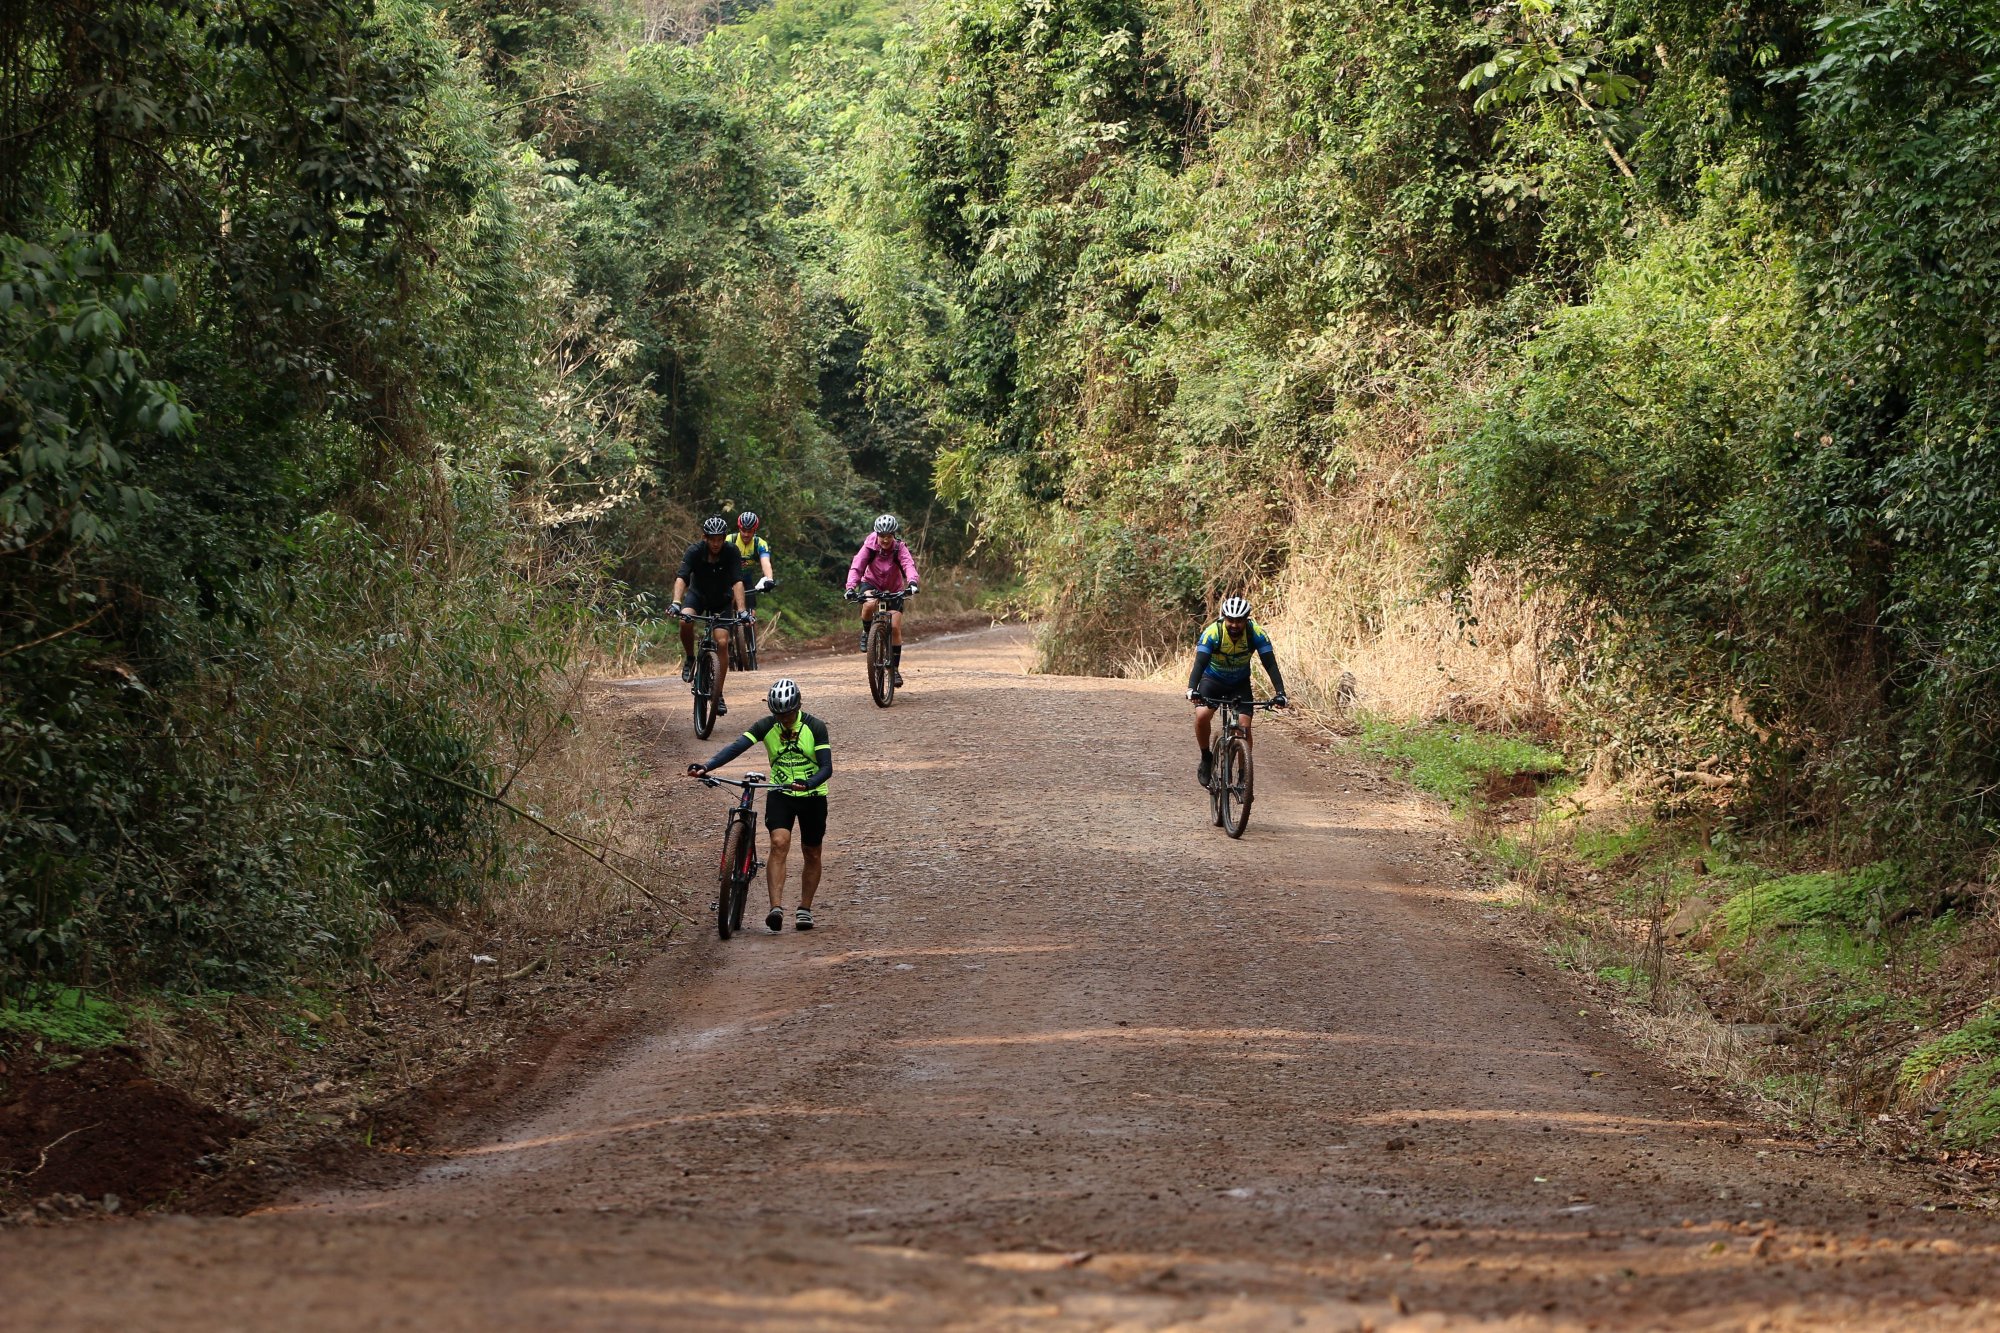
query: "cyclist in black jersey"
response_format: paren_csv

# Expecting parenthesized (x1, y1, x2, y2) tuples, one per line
(671, 516, 748, 714)
(686, 678, 833, 933)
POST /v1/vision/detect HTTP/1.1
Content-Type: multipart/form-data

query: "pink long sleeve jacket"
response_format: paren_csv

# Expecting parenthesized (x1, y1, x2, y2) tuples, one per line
(846, 533, 919, 594)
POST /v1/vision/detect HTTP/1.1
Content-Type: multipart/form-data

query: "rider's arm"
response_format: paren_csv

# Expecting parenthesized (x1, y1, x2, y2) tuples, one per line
(670, 576, 688, 607)
(801, 717, 833, 789)
(845, 539, 871, 593)
(897, 542, 919, 588)
(698, 716, 770, 772)
(1187, 647, 1213, 694)
(759, 551, 774, 582)
(1260, 650, 1288, 699)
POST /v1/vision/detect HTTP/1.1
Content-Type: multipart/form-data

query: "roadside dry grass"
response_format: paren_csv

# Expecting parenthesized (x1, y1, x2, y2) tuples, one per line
(1, 678, 694, 1219)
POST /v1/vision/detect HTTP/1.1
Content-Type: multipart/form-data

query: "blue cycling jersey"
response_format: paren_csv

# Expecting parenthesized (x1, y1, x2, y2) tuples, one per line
(1196, 619, 1273, 684)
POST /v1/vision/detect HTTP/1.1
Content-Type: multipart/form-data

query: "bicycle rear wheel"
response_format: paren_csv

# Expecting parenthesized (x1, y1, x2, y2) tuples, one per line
(693, 647, 718, 738)
(1221, 734, 1254, 838)
(717, 818, 751, 940)
(867, 618, 894, 707)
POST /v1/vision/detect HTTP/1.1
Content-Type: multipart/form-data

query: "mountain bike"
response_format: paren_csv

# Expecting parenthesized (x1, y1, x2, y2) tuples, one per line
(730, 578, 777, 672)
(850, 584, 914, 708)
(699, 772, 785, 940)
(1195, 695, 1282, 838)
(684, 610, 747, 739)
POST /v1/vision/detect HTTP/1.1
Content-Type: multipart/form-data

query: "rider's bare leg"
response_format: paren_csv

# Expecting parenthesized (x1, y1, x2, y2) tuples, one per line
(799, 844, 822, 909)
(712, 626, 730, 700)
(889, 608, 903, 646)
(765, 826, 791, 909)
(679, 617, 696, 660)
(1195, 704, 1217, 752)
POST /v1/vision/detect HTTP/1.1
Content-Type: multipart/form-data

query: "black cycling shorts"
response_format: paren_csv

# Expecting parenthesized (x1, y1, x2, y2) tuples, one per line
(1196, 677, 1253, 707)
(683, 585, 739, 615)
(765, 791, 828, 847)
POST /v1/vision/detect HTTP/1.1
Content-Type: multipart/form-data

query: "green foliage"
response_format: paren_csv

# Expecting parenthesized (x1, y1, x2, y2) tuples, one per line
(1900, 1006, 2000, 1146)
(0, 0, 962, 1000)
(0, 989, 128, 1050)
(1356, 715, 1565, 812)
(1719, 863, 1905, 941)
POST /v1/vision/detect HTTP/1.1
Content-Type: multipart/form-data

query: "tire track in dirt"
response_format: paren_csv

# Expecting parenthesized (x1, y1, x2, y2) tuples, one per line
(5, 626, 2000, 1330)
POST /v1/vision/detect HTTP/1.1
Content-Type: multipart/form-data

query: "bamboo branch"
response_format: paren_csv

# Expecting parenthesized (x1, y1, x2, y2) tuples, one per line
(312, 723, 695, 925)
(0, 605, 111, 662)
(497, 661, 595, 800)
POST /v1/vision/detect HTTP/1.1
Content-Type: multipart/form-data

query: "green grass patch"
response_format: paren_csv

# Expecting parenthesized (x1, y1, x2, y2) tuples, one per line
(0, 988, 128, 1049)
(1719, 862, 1905, 941)
(1575, 824, 1657, 867)
(1355, 716, 1564, 812)
(1900, 1007, 2000, 1145)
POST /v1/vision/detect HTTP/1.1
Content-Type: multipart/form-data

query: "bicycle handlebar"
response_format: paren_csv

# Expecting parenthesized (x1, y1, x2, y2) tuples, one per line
(848, 584, 915, 602)
(693, 772, 789, 790)
(1192, 694, 1285, 710)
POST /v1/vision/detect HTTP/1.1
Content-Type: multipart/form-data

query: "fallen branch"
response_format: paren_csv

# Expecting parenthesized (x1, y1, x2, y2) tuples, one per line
(310, 720, 697, 926)
(441, 954, 547, 1005)
(497, 661, 595, 800)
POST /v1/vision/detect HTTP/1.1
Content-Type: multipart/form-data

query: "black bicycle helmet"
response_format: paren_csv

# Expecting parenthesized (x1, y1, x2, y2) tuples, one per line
(702, 515, 729, 536)
(767, 678, 802, 713)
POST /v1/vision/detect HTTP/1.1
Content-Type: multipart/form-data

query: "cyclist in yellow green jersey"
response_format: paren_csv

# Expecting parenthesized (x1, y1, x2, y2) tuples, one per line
(1186, 595, 1288, 787)
(732, 511, 776, 609)
(686, 678, 832, 933)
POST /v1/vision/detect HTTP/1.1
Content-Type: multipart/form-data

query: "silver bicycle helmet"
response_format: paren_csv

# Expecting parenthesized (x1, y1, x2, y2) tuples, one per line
(1219, 595, 1251, 620)
(767, 678, 802, 714)
(873, 513, 900, 536)
(702, 515, 729, 536)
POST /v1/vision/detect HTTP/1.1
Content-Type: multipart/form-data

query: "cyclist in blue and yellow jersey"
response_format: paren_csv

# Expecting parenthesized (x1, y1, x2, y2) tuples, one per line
(1186, 596, 1288, 787)
(686, 678, 832, 933)
(732, 511, 776, 610)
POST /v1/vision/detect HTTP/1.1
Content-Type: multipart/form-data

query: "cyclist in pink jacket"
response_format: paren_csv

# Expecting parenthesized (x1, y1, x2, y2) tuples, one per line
(845, 515, 920, 686)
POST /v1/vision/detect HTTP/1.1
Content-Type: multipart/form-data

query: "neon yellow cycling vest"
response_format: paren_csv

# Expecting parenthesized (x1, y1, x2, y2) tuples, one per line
(752, 714, 828, 796)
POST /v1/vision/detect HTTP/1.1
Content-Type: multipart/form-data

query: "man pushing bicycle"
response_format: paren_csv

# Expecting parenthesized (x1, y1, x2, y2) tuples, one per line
(686, 678, 833, 933)
(1187, 595, 1288, 787)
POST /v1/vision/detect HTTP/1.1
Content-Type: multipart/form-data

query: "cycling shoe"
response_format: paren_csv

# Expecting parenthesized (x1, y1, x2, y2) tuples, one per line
(765, 907, 784, 933)
(795, 907, 814, 931)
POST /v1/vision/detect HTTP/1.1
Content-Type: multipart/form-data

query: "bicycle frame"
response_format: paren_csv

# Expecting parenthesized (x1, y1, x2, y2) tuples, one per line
(700, 772, 785, 939)
(1193, 695, 1281, 837)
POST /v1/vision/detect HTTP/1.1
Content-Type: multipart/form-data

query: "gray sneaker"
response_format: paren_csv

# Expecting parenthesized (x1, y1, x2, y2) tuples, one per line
(795, 907, 815, 931)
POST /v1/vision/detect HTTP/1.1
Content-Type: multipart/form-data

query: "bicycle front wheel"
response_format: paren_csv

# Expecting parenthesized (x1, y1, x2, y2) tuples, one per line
(717, 818, 751, 940)
(1207, 741, 1226, 826)
(867, 619, 894, 707)
(1221, 734, 1254, 838)
(693, 648, 718, 738)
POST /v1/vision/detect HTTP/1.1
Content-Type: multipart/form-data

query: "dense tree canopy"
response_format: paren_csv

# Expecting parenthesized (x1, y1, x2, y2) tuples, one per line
(7, 0, 2000, 997)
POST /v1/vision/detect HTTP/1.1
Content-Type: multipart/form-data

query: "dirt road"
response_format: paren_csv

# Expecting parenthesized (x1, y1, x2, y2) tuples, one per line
(6, 627, 1999, 1330)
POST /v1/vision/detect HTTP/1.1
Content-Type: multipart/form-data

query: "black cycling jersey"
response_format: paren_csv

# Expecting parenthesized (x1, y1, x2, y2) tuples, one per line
(677, 540, 744, 606)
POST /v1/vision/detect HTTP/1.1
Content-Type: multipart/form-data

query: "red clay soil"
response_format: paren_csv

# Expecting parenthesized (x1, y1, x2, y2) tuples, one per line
(0, 1050, 245, 1206)
(9, 628, 2000, 1330)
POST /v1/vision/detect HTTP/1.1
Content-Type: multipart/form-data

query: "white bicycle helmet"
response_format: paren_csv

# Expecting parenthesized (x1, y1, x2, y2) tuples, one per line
(767, 678, 802, 713)
(1220, 595, 1251, 620)
(702, 515, 729, 536)
(873, 514, 900, 536)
